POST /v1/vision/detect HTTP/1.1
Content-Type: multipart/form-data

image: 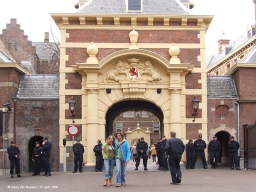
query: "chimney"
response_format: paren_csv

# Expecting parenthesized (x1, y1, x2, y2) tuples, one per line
(44, 32, 49, 43)
(217, 32, 230, 54)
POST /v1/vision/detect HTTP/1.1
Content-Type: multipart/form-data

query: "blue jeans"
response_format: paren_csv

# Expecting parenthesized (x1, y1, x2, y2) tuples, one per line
(115, 157, 127, 184)
(104, 158, 115, 179)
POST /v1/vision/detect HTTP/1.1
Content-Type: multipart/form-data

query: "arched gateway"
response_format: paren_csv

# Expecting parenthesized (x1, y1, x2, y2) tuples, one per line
(52, 2, 212, 169)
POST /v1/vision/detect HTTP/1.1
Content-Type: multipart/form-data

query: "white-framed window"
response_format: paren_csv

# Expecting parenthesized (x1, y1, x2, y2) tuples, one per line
(123, 111, 135, 117)
(153, 122, 159, 134)
(126, 0, 143, 13)
(116, 122, 123, 133)
(141, 111, 149, 117)
(136, 112, 140, 117)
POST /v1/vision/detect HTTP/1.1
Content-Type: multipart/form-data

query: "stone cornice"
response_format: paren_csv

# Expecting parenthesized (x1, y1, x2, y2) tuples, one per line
(0, 62, 32, 74)
(51, 13, 213, 29)
(224, 63, 256, 76)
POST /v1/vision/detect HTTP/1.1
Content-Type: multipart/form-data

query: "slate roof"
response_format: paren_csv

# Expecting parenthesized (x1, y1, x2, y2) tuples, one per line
(207, 76, 238, 98)
(32, 42, 59, 61)
(207, 29, 255, 69)
(78, 0, 189, 14)
(240, 46, 256, 63)
(17, 75, 59, 99)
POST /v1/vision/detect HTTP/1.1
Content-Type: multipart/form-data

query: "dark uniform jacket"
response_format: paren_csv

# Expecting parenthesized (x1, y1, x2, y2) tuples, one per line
(32, 146, 42, 159)
(7, 146, 20, 160)
(165, 137, 185, 156)
(155, 141, 161, 154)
(136, 141, 148, 154)
(186, 142, 195, 155)
(194, 139, 206, 152)
(42, 142, 52, 156)
(159, 139, 167, 153)
(93, 144, 103, 157)
(73, 143, 84, 155)
(208, 140, 221, 153)
(227, 140, 240, 153)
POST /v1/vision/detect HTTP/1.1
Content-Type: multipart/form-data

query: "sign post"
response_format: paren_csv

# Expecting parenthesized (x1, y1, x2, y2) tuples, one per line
(67, 125, 80, 172)
(63, 137, 66, 173)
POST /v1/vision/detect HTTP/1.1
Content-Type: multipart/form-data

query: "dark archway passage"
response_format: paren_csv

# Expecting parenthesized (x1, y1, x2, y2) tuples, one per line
(28, 136, 43, 172)
(216, 131, 230, 165)
(105, 100, 164, 140)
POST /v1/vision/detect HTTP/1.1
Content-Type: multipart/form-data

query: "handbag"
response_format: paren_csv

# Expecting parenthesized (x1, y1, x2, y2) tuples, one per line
(114, 141, 125, 166)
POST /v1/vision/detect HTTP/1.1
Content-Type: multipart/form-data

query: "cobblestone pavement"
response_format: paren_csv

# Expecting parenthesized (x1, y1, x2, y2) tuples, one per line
(1, 160, 256, 192)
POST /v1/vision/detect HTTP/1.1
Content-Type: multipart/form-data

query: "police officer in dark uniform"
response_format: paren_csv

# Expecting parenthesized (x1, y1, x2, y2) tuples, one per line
(228, 136, 240, 170)
(159, 136, 168, 171)
(155, 138, 162, 170)
(208, 135, 221, 169)
(32, 142, 42, 176)
(72, 138, 84, 173)
(192, 135, 208, 169)
(135, 137, 149, 170)
(185, 139, 194, 170)
(7, 141, 21, 178)
(165, 132, 185, 185)
(41, 137, 52, 176)
(93, 140, 103, 172)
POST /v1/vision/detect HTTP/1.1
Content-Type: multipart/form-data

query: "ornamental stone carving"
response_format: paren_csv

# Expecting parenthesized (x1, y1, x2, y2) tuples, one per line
(103, 58, 163, 83)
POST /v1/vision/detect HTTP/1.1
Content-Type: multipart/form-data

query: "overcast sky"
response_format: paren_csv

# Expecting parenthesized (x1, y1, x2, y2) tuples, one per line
(0, 0, 255, 59)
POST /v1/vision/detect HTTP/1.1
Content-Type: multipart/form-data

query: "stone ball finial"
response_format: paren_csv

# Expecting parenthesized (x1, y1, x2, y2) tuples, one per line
(87, 42, 98, 56)
(129, 27, 139, 45)
(169, 44, 180, 57)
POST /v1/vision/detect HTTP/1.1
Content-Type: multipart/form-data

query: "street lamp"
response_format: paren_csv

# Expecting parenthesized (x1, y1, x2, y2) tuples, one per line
(69, 96, 76, 123)
(192, 96, 199, 122)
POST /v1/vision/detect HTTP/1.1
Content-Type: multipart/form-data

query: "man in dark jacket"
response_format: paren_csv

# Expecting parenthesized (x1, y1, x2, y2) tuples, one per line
(165, 132, 185, 185)
(135, 137, 149, 170)
(228, 136, 240, 170)
(72, 139, 84, 173)
(155, 138, 162, 170)
(159, 136, 168, 171)
(185, 139, 194, 170)
(192, 135, 208, 169)
(208, 135, 221, 169)
(7, 141, 21, 178)
(41, 137, 52, 176)
(93, 140, 103, 172)
(32, 142, 42, 176)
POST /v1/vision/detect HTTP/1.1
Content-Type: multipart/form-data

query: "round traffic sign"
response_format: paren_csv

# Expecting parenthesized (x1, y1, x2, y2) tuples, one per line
(67, 125, 80, 136)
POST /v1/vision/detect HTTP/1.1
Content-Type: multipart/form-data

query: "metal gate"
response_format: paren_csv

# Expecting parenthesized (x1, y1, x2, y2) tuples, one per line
(244, 123, 256, 169)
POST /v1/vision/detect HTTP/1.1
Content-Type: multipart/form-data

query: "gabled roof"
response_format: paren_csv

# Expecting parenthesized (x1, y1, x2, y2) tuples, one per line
(207, 76, 238, 98)
(0, 39, 16, 62)
(78, 0, 189, 14)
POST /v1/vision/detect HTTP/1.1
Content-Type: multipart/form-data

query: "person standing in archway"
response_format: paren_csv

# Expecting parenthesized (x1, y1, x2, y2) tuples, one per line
(228, 136, 240, 170)
(7, 141, 21, 178)
(32, 142, 42, 176)
(72, 139, 84, 173)
(208, 135, 221, 169)
(135, 137, 149, 171)
(114, 132, 131, 187)
(191, 135, 208, 169)
(41, 137, 52, 176)
(131, 144, 137, 162)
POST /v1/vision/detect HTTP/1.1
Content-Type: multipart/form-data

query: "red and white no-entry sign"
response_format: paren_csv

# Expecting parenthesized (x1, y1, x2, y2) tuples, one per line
(67, 125, 80, 136)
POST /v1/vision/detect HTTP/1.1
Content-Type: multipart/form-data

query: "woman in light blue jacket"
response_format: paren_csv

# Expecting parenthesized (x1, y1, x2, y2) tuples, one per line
(114, 132, 131, 187)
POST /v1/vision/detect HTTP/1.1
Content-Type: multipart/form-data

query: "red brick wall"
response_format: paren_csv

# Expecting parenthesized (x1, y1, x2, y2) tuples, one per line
(186, 123, 202, 140)
(65, 95, 82, 119)
(185, 73, 201, 89)
(66, 30, 199, 44)
(37, 60, 59, 74)
(65, 73, 82, 89)
(0, 19, 36, 70)
(66, 48, 87, 67)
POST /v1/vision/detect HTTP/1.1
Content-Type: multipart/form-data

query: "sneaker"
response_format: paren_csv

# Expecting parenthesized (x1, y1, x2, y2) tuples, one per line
(121, 183, 126, 186)
(144, 167, 148, 170)
(177, 176, 181, 183)
(72, 171, 77, 173)
(116, 184, 121, 187)
(135, 167, 138, 170)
